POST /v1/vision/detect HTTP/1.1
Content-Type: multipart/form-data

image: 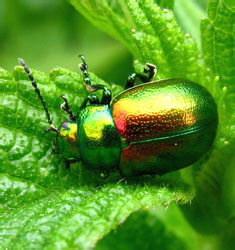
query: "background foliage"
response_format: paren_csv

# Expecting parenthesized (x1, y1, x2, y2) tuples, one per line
(0, 0, 234, 249)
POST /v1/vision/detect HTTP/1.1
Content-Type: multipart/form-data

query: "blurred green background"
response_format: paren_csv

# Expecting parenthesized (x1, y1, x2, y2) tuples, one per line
(0, 0, 134, 85)
(0, 0, 207, 85)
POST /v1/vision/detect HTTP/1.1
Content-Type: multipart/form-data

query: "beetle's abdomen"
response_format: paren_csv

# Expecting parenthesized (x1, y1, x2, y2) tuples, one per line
(111, 79, 217, 142)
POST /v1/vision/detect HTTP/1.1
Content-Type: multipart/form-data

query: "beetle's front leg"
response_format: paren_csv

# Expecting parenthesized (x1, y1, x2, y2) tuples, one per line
(125, 73, 136, 89)
(144, 63, 157, 81)
(60, 95, 76, 121)
(125, 63, 157, 90)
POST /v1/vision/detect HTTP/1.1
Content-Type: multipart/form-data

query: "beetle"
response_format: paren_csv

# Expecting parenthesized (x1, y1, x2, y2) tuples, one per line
(18, 56, 218, 178)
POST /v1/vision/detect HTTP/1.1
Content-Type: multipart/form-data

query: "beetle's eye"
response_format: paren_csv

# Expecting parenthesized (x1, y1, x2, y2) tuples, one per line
(61, 121, 69, 129)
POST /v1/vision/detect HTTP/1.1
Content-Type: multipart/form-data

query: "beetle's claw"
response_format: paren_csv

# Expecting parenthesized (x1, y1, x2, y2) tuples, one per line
(145, 63, 157, 79)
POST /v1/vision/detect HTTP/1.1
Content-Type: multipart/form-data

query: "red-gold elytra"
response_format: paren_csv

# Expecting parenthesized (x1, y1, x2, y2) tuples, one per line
(111, 79, 217, 142)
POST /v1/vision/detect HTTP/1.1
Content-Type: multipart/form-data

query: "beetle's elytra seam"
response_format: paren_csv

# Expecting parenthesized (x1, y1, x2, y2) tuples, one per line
(128, 124, 215, 145)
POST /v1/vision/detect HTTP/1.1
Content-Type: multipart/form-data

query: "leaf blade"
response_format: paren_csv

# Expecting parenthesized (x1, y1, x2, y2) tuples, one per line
(0, 66, 193, 249)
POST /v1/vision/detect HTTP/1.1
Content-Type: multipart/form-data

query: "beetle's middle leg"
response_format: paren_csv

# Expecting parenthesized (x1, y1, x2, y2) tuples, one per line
(125, 63, 157, 89)
(79, 54, 111, 105)
(60, 95, 76, 121)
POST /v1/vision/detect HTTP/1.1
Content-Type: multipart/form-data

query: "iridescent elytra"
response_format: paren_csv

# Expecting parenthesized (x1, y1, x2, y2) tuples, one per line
(18, 56, 218, 178)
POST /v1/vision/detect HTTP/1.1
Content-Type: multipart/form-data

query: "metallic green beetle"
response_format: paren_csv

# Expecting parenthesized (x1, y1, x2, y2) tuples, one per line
(19, 56, 218, 177)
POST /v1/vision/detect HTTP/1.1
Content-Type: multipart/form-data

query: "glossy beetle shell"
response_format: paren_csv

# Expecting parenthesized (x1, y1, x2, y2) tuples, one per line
(19, 57, 218, 177)
(111, 79, 217, 142)
(111, 79, 218, 176)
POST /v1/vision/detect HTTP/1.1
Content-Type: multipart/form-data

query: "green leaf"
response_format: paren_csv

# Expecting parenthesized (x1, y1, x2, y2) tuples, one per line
(155, 0, 175, 9)
(174, 0, 206, 48)
(96, 209, 187, 250)
(70, 0, 207, 84)
(180, 2, 234, 248)
(0, 179, 192, 249)
(0, 66, 193, 248)
(201, 0, 234, 113)
(1, 0, 233, 248)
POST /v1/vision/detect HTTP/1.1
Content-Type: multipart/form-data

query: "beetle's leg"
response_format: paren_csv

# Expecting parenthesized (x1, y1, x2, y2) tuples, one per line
(100, 88, 112, 105)
(125, 63, 157, 89)
(60, 95, 76, 121)
(79, 55, 112, 105)
(125, 73, 136, 89)
(125, 73, 149, 89)
(79, 94, 99, 109)
(144, 63, 157, 80)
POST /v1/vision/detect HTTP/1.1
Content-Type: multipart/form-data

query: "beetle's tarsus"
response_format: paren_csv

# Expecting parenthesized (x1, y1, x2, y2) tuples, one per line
(125, 63, 157, 89)
(60, 95, 76, 121)
(145, 63, 157, 80)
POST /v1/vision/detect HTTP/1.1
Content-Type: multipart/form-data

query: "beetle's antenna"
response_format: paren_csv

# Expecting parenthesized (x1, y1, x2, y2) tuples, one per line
(78, 54, 106, 92)
(18, 58, 59, 133)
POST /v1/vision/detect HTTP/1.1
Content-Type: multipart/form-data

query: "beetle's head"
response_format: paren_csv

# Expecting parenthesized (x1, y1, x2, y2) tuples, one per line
(54, 121, 80, 162)
(18, 58, 82, 165)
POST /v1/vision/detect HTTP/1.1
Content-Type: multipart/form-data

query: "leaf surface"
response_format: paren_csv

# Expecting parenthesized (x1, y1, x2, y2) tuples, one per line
(0, 0, 233, 248)
(181, 2, 234, 248)
(0, 66, 193, 249)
